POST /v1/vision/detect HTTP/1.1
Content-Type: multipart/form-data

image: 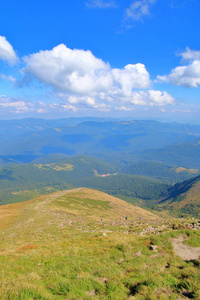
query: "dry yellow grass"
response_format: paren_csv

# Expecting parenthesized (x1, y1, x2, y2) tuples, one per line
(42, 188, 159, 221)
(0, 188, 158, 231)
(0, 201, 27, 230)
(34, 163, 74, 171)
(174, 167, 199, 174)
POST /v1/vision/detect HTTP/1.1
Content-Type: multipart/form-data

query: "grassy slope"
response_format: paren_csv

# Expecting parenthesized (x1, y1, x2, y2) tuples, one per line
(159, 175, 200, 218)
(0, 188, 200, 299)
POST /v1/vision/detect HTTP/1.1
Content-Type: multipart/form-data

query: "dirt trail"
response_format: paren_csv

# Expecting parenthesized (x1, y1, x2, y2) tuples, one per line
(171, 235, 200, 261)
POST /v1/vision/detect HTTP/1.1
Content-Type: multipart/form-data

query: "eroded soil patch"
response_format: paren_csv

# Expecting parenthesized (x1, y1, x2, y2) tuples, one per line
(171, 235, 200, 260)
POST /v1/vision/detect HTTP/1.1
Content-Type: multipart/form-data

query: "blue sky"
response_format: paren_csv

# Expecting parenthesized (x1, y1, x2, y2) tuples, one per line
(0, 0, 200, 122)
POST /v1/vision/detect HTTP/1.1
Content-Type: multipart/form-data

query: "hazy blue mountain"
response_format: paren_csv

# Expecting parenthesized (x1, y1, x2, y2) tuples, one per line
(1, 119, 200, 168)
(135, 139, 200, 169)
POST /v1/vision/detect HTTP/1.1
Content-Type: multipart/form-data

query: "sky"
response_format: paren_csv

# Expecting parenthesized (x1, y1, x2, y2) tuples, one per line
(0, 0, 200, 123)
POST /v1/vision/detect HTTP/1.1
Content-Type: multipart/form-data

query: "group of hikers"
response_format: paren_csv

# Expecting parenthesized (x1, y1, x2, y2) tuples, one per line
(101, 216, 142, 221)
(119, 216, 127, 220)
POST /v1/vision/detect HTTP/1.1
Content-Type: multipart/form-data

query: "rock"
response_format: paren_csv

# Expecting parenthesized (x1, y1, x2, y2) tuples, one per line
(150, 245, 158, 251)
(98, 277, 108, 283)
(135, 251, 142, 257)
(86, 290, 96, 296)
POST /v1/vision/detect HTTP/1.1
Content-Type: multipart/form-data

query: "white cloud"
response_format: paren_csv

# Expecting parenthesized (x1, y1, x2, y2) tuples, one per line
(125, 0, 156, 21)
(22, 44, 112, 95)
(157, 58, 200, 88)
(22, 44, 150, 101)
(120, 90, 175, 106)
(115, 106, 134, 111)
(179, 47, 200, 62)
(0, 95, 32, 114)
(0, 36, 18, 64)
(37, 108, 47, 113)
(61, 103, 78, 112)
(85, 0, 117, 8)
(1, 74, 16, 83)
(112, 63, 150, 96)
(21, 44, 174, 109)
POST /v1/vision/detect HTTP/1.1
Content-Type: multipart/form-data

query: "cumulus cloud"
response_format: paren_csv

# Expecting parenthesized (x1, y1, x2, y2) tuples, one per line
(21, 44, 174, 109)
(112, 63, 150, 96)
(120, 90, 175, 106)
(179, 47, 200, 62)
(125, 0, 156, 21)
(22, 44, 112, 95)
(85, 0, 117, 8)
(0, 36, 18, 64)
(157, 48, 200, 88)
(22, 44, 150, 95)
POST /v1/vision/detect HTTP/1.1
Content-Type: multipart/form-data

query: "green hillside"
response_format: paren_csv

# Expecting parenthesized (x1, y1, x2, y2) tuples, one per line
(1, 153, 200, 218)
(73, 174, 170, 202)
(0, 188, 199, 300)
(120, 160, 200, 184)
(136, 140, 200, 169)
(158, 175, 200, 218)
(0, 156, 116, 205)
(0, 155, 170, 207)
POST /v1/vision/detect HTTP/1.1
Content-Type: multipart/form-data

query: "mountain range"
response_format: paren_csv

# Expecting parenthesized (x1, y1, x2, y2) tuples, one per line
(1, 118, 200, 169)
(1, 118, 200, 218)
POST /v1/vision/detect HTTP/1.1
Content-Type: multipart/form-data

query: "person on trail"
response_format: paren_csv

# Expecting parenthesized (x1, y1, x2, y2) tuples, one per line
(120, 216, 122, 220)
(125, 216, 127, 220)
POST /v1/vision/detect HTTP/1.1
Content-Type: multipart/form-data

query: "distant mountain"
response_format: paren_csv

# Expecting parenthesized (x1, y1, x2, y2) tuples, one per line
(158, 175, 200, 218)
(120, 160, 200, 184)
(1, 119, 200, 167)
(135, 139, 200, 169)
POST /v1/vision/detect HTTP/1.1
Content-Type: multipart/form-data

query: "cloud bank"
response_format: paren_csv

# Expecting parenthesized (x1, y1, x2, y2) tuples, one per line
(21, 44, 173, 110)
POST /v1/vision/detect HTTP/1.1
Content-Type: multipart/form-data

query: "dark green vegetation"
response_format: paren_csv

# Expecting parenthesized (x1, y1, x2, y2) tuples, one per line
(120, 160, 199, 184)
(0, 155, 169, 206)
(74, 175, 169, 201)
(0, 189, 199, 300)
(1, 154, 200, 218)
(0, 156, 116, 205)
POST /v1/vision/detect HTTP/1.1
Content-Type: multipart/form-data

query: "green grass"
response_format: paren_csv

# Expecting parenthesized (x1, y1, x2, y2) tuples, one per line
(51, 196, 111, 211)
(0, 223, 200, 299)
(0, 191, 199, 299)
(184, 230, 200, 247)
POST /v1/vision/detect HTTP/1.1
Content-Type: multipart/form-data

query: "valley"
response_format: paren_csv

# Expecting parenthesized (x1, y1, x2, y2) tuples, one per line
(0, 118, 200, 299)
